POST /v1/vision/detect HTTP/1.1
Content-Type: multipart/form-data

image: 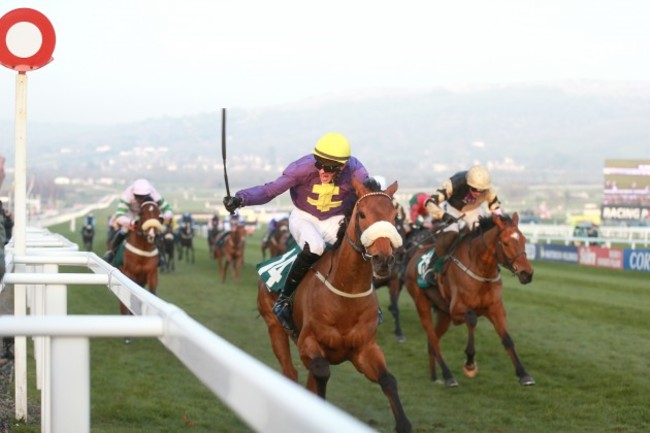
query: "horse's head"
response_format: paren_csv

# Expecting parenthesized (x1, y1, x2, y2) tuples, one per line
(350, 177, 403, 279)
(137, 201, 163, 244)
(493, 212, 534, 284)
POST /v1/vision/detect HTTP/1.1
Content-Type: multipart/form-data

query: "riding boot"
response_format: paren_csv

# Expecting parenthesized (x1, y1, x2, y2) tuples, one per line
(103, 230, 127, 264)
(273, 244, 320, 334)
(422, 230, 458, 287)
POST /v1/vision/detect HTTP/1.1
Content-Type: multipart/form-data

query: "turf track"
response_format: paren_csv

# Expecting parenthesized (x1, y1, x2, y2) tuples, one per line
(12, 218, 650, 433)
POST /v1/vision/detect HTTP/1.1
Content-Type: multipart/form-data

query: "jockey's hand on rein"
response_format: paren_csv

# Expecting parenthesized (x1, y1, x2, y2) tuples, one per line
(441, 212, 456, 225)
(223, 196, 242, 213)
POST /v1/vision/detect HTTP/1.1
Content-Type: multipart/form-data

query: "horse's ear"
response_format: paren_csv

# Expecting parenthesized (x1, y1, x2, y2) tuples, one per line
(512, 212, 519, 225)
(352, 177, 367, 196)
(385, 181, 398, 197)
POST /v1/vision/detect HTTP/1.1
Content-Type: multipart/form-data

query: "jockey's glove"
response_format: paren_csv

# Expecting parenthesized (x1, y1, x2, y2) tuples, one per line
(223, 196, 242, 213)
(441, 212, 456, 225)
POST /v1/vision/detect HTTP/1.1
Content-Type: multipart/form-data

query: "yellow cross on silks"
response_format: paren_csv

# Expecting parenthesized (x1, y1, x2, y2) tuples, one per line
(307, 183, 342, 212)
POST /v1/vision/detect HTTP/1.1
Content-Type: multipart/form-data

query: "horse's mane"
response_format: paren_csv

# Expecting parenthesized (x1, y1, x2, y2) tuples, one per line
(466, 213, 513, 240)
(331, 177, 381, 250)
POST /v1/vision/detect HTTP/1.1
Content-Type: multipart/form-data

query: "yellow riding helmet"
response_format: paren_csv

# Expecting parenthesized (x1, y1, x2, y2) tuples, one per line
(313, 133, 351, 163)
(466, 165, 491, 191)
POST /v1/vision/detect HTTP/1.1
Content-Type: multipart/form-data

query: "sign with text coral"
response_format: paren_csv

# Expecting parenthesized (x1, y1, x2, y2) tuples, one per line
(623, 249, 650, 273)
(0, 8, 55, 71)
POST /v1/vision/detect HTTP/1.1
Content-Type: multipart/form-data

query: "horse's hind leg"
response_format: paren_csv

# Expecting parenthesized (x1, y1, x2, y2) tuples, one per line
(463, 310, 479, 378)
(487, 303, 535, 386)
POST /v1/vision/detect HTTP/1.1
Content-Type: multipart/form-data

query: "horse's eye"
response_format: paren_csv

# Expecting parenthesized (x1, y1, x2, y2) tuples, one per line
(358, 210, 366, 219)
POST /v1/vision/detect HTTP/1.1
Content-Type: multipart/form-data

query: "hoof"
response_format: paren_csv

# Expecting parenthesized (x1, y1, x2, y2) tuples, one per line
(463, 362, 478, 378)
(520, 375, 536, 386)
(124, 337, 132, 344)
(445, 378, 459, 388)
(395, 334, 406, 343)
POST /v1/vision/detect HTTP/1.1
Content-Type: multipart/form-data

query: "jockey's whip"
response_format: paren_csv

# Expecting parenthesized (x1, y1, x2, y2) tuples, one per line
(221, 108, 232, 200)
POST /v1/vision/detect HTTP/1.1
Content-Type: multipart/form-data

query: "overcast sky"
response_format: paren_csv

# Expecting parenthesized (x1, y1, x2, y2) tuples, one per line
(1, 0, 649, 125)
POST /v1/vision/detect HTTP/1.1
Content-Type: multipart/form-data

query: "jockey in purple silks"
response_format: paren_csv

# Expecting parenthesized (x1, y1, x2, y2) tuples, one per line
(223, 132, 369, 333)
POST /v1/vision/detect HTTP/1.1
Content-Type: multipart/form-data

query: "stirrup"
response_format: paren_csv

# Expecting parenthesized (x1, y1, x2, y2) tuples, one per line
(273, 299, 296, 333)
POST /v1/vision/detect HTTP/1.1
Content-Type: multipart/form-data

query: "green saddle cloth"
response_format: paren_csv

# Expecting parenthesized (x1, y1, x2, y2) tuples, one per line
(415, 247, 445, 288)
(256, 245, 302, 293)
(113, 242, 126, 268)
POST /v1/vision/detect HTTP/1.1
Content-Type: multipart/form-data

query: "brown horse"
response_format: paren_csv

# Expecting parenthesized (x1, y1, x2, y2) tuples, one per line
(257, 178, 412, 433)
(214, 223, 247, 283)
(261, 217, 291, 260)
(119, 201, 164, 318)
(404, 212, 535, 387)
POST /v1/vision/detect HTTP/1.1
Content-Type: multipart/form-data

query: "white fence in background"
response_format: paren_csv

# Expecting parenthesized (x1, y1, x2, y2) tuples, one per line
(0, 227, 377, 433)
(519, 223, 650, 249)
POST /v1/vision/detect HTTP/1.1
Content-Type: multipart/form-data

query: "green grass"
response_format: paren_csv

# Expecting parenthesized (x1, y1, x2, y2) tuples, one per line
(10, 213, 650, 432)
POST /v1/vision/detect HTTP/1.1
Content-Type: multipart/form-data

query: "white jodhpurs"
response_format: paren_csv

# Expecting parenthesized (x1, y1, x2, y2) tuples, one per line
(288, 207, 345, 256)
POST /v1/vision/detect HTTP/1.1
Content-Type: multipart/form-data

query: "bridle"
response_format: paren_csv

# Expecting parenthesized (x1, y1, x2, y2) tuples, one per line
(480, 218, 527, 277)
(315, 190, 403, 299)
(346, 191, 401, 261)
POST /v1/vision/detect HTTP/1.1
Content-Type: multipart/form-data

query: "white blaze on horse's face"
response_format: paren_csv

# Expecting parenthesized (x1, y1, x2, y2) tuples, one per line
(511, 232, 520, 241)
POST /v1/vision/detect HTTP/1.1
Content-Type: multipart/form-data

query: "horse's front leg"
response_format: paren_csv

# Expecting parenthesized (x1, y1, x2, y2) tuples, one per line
(305, 356, 330, 398)
(462, 310, 478, 378)
(410, 285, 456, 386)
(486, 303, 535, 386)
(351, 343, 412, 433)
(299, 335, 330, 398)
(148, 265, 159, 296)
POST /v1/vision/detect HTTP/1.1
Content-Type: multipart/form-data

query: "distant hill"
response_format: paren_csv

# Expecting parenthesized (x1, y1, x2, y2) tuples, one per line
(2, 80, 649, 191)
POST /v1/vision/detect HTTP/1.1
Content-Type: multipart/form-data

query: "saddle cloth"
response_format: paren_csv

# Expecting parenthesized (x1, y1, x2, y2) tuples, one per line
(256, 245, 302, 293)
(414, 247, 449, 289)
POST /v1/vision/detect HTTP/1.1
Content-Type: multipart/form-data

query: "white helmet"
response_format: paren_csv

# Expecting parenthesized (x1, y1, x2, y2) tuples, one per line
(372, 175, 387, 190)
(133, 179, 153, 196)
(466, 165, 491, 191)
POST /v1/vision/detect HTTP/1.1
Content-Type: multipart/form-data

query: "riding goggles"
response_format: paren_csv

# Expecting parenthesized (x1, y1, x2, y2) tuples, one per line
(314, 158, 343, 173)
(469, 186, 486, 193)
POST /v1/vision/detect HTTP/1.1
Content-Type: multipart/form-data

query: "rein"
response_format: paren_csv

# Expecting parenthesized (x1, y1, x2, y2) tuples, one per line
(449, 255, 501, 283)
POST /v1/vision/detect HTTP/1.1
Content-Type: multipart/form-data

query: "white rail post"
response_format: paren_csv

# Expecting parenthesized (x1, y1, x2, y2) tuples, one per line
(42, 263, 67, 433)
(50, 336, 90, 433)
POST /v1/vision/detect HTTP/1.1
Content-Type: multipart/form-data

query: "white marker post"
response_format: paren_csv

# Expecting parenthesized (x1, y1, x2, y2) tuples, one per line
(0, 7, 56, 422)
